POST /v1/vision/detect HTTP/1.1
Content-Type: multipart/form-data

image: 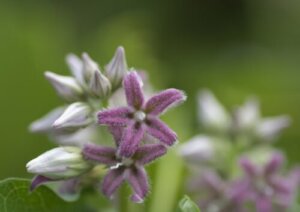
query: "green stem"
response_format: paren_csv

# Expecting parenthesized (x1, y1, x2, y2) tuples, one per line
(118, 185, 128, 212)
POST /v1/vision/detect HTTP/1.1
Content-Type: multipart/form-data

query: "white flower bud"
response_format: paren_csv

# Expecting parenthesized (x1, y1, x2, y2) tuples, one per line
(179, 135, 214, 163)
(105, 46, 128, 88)
(256, 115, 291, 141)
(235, 98, 260, 131)
(65, 53, 84, 86)
(53, 102, 92, 130)
(82, 53, 99, 83)
(26, 147, 91, 179)
(45, 71, 83, 102)
(29, 107, 65, 133)
(88, 70, 111, 98)
(197, 90, 230, 132)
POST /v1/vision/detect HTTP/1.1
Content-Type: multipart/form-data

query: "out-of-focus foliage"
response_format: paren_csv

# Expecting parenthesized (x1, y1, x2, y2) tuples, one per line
(1, 0, 300, 211)
(0, 178, 93, 212)
(177, 195, 200, 212)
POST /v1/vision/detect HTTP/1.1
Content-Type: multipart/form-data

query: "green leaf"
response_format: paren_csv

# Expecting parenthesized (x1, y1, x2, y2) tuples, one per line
(0, 178, 94, 212)
(177, 195, 200, 212)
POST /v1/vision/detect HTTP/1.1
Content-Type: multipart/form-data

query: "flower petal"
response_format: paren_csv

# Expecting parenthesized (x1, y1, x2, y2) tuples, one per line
(179, 135, 214, 163)
(83, 144, 116, 165)
(108, 126, 125, 146)
(197, 90, 230, 131)
(30, 175, 52, 191)
(145, 117, 177, 146)
(102, 168, 125, 199)
(123, 71, 144, 109)
(256, 115, 291, 141)
(145, 88, 186, 116)
(98, 107, 131, 126)
(127, 166, 149, 203)
(264, 153, 283, 176)
(270, 177, 291, 195)
(134, 144, 167, 165)
(240, 158, 258, 177)
(118, 124, 145, 158)
(256, 196, 272, 212)
(229, 180, 252, 204)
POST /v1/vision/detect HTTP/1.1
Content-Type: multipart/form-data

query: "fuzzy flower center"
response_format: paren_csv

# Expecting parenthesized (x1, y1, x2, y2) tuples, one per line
(255, 178, 274, 197)
(122, 158, 134, 166)
(134, 111, 146, 122)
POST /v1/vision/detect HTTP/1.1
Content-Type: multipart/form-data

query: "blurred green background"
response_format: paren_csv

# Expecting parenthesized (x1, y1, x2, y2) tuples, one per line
(1, 0, 300, 209)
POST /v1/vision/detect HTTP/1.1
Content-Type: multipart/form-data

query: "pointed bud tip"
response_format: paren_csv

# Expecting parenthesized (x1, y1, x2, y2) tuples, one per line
(116, 46, 125, 55)
(44, 71, 55, 79)
(52, 120, 63, 129)
(66, 53, 77, 60)
(81, 52, 89, 59)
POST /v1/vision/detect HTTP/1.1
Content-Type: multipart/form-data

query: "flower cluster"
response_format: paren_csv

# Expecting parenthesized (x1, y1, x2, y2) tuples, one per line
(180, 90, 300, 211)
(26, 47, 186, 203)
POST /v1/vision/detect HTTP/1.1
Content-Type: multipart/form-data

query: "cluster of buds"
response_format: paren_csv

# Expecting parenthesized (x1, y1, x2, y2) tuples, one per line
(180, 90, 300, 211)
(26, 47, 186, 203)
(29, 47, 128, 146)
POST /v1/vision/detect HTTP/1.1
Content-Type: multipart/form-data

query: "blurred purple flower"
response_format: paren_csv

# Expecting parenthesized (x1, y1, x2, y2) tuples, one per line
(98, 71, 186, 157)
(188, 170, 243, 212)
(230, 153, 300, 212)
(83, 142, 167, 203)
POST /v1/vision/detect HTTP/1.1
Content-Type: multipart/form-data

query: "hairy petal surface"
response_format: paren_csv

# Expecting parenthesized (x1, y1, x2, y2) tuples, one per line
(108, 126, 124, 146)
(134, 144, 167, 165)
(123, 71, 144, 109)
(127, 166, 149, 203)
(145, 117, 177, 146)
(118, 124, 145, 158)
(102, 168, 125, 198)
(145, 88, 186, 116)
(83, 144, 116, 165)
(98, 107, 131, 126)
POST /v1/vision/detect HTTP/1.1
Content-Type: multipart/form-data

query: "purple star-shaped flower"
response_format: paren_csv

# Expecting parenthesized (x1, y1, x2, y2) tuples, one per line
(98, 71, 186, 157)
(83, 142, 167, 203)
(230, 153, 300, 212)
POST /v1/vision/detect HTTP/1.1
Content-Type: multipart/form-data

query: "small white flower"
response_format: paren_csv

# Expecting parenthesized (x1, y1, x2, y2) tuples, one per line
(256, 115, 291, 141)
(53, 102, 92, 130)
(45, 71, 83, 102)
(197, 90, 230, 132)
(26, 146, 91, 179)
(235, 98, 260, 131)
(179, 135, 214, 163)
